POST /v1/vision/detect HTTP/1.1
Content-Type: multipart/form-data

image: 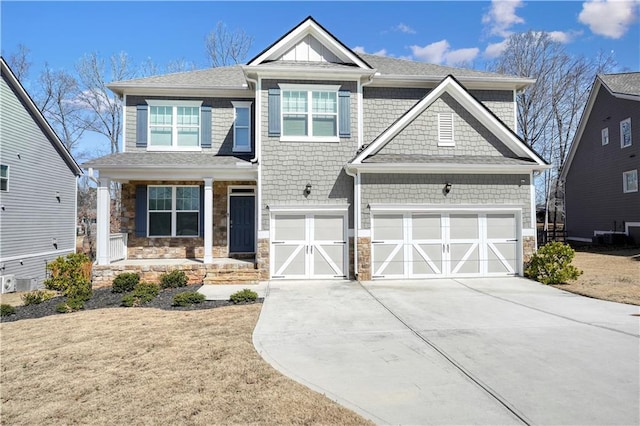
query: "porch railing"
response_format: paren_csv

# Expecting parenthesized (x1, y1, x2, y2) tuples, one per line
(109, 233, 128, 262)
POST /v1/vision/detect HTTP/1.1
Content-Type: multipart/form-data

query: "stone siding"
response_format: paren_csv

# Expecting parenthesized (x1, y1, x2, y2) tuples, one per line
(523, 236, 536, 264)
(360, 173, 532, 229)
(357, 236, 372, 281)
(256, 237, 270, 280)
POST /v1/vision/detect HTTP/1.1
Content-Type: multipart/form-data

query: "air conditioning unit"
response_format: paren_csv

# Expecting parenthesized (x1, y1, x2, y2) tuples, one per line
(1, 275, 16, 293)
(16, 278, 37, 292)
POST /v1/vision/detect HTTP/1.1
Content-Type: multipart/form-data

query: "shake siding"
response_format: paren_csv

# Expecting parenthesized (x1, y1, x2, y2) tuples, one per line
(360, 174, 532, 229)
(0, 75, 77, 286)
(565, 87, 640, 239)
(376, 93, 516, 157)
(125, 95, 254, 156)
(260, 79, 357, 230)
(362, 87, 514, 144)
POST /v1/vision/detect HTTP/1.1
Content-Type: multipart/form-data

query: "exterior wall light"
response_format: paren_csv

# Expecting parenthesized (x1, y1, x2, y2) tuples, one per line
(444, 182, 452, 195)
(304, 183, 312, 196)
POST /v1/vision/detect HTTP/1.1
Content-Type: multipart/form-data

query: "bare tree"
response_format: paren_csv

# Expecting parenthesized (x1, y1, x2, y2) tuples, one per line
(76, 52, 135, 154)
(166, 58, 199, 73)
(205, 21, 253, 67)
(38, 63, 91, 155)
(5, 44, 31, 80)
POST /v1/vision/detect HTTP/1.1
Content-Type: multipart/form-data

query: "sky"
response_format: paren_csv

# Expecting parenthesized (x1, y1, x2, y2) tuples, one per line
(1, 0, 639, 156)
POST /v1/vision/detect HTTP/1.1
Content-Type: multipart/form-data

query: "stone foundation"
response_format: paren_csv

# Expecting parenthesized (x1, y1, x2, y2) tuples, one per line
(523, 235, 536, 264)
(256, 238, 270, 280)
(357, 236, 371, 281)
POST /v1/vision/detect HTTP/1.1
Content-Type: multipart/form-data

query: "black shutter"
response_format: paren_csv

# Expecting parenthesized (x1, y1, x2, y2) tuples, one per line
(135, 185, 147, 237)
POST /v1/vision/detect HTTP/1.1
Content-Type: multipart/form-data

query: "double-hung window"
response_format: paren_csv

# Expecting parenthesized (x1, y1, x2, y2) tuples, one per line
(232, 101, 252, 152)
(601, 128, 609, 145)
(0, 165, 8, 191)
(280, 84, 339, 141)
(623, 170, 638, 193)
(148, 186, 200, 237)
(620, 118, 632, 148)
(147, 100, 202, 149)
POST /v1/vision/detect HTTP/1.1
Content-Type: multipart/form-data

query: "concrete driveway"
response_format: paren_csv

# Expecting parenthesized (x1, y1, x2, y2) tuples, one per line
(252, 278, 640, 425)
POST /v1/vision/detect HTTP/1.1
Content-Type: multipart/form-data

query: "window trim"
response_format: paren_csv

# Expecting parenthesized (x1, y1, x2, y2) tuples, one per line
(146, 100, 203, 151)
(278, 83, 341, 143)
(232, 101, 252, 153)
(438, 113, 455, 147)
(623, 170, 638, 193)
(0, 164, 8, 192)
(620, 117, 632, 148)
(601, 127, 609, 146)
(147, 185, 200, 237)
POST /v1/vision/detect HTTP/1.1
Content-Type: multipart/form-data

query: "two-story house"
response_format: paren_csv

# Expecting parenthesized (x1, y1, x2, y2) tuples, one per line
(1, 57, 82, 292)
(561, 73, 640, 244)
(84, 17, 548, 286)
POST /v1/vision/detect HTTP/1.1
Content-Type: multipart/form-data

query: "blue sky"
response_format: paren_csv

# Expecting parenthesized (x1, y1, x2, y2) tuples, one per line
(3, 1, 638, 77)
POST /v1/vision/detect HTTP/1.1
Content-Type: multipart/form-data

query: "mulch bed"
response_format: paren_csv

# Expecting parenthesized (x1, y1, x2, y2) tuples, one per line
(0, 285, 262, 323)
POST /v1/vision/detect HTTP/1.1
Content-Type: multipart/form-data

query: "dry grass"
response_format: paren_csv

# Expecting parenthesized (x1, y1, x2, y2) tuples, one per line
(551, 248, 640, 305)
(0, 305, 372, 425)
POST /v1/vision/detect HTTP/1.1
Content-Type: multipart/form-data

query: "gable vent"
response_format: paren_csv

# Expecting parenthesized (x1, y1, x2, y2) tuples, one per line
(438, 113, 455, 146)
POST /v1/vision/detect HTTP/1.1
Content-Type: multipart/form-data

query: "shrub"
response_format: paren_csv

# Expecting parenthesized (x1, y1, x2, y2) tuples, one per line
(21, 290, 56, 306)
(159, 270, 188, 289)
(56, 296, 86, 314)
(525, 242, 583, 285)
(172, 291, 206, 307)
(121, 282, 160, 307)
(230, 288, 258, 304)
(112, 272, 140, 293)
(0, 304, 15, 317)
(44, 253, 92, 301)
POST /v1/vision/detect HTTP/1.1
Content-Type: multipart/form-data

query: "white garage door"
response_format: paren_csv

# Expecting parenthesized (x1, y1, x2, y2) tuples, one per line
(271, 213, 347, 279)
(372, 212, 519, 278)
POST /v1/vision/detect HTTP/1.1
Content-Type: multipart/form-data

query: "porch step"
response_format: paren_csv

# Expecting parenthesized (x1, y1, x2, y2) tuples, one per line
(203, 269, 261, 285)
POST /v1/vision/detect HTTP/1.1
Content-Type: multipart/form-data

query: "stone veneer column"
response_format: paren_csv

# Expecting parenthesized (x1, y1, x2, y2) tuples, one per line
(357, 236, 371, 281)
(203, 178, 213, 263)
(256, 237, 270, 280)
(522, 236, 536, 264)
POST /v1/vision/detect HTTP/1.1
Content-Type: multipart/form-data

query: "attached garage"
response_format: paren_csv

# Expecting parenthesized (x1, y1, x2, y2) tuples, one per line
(370, 208, 521, 279)
(270, 207, 348, 279)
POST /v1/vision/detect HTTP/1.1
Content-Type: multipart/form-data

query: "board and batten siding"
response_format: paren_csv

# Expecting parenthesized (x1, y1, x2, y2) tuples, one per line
(0, 74, 77, 287)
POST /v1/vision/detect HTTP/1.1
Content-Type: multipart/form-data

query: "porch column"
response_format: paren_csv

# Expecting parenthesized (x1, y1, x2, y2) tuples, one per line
(96, 177, 111, 266)
(203, 178, 214, 264)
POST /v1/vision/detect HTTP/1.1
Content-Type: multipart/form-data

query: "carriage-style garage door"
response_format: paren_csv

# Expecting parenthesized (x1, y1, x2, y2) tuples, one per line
(271, 213, 348, 279)
(371, 212, 519, 278)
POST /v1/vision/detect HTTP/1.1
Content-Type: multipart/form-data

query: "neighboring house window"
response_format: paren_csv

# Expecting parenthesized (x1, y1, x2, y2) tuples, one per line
(601, 128, 609, 145)
(279, 84, 340, 141)
(232, 101, 252, 152)
(623, 170, 638, 193)
(620, 118, 632, 148)
(438, 113, 455, 147)
(0, 164, 8, 191)
(146, 100, 202, 149)
(148, 186, 200, 237)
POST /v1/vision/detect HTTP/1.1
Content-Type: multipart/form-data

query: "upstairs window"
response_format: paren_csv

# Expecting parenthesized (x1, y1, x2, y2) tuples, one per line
(438, 113, 455, 147)
(621, 118, 632, 148)
(601, 127, 609, 145)
(0, 165, 8, 191)
(232, 101, 252, 152)
(623, 170, 638, 193)
(280, 84, 339, 141)
(148, 186, 200, 237)
(147, 100, 202, 150)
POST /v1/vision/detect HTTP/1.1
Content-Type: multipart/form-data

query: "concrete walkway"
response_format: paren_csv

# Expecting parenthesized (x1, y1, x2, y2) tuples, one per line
(253, 278, 640, 425)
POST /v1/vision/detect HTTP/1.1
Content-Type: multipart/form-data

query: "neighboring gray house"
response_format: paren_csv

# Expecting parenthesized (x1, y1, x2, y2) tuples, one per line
(84, 17, 548, 286)
(561, 73, 640, 243)
(0, 57, 82, 292)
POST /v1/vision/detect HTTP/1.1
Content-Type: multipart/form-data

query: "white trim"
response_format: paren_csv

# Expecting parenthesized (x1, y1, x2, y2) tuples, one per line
(279, 84, 340, 141)
(227, 185, 257, 253)
(203, 178, 213, 263)
(0, 248, 75, 263)
(437, 113, 455, 147)
(279, 136, 340, 143)
(513, 89, 518, 133)
(268, 204, 349, 213)
(258, 230, 270, 239)
(146, 146, 202, 152)
(347, 163, 549, 174)
(601, 127, 609, 146)
(122, 94, 127, 153)
(620, 117, 632, 148)
(567, 236, 592, 243)
(522, 228, 536, 237)
(623, 169, 638, 193)
(147, 185, 200, 238)
(231, 100, 253, 153)
(0, 164, 9, 192)
(358, 229, 371, 238)
(369, 203, 523, 213)
(625, 222, 640, 235)
(145, 99, 203, 107)
(278, 83, 341, 92)
(530, 171, 536, 230)
(96, 177, 111, 265)
(146, 101, 203, 150)
(74, 175, 78, 253)
(594, 230, 626, 236)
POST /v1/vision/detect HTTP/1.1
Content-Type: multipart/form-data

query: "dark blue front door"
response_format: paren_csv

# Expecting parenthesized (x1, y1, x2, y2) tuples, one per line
(229, 196, 255, 253)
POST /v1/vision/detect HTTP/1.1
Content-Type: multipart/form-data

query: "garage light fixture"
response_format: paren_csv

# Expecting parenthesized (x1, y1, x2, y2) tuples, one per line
(444, 182, 452, 195)
(304, 183, 312, 197)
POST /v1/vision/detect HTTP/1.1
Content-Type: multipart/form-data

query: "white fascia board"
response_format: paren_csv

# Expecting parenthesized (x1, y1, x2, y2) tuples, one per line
(98, 167, 257, 182)
(368, 203, 523, 212)
(108, 86, 251, 98)
(368, 75, 535, 91)
(242, 66, 375, 80)
(268, 204, 350, 212)
(347, 162, 549, 174)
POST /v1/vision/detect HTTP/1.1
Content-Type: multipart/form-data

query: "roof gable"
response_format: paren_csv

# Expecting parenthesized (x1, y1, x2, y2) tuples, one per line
(247, 16, 371, 69)
(0, 57, 81, 176)
(351, 75, 547, 168)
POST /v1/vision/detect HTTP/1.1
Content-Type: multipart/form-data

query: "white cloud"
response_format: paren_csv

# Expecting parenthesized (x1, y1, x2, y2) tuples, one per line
(353, 46, 366, 54)
(547, 30, 583, 44)
(394, 23, 417, 34)
(482, 0, 525, 37)
(352, 46, 388, 56)
(578, 0, 638, 39)
(484, 39, 509, 58)
(410, 40, 479, 65)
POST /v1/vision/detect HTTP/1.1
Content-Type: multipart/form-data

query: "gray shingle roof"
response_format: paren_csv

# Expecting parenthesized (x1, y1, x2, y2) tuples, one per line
(82, 152, 253, 169)
(107, 66, 247, 92)
(600, 72, 640, 97)
(362, 154, 536, 165)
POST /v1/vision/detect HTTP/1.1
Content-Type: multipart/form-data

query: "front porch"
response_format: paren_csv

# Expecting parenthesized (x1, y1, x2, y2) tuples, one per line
(92, 257, 261, 288)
